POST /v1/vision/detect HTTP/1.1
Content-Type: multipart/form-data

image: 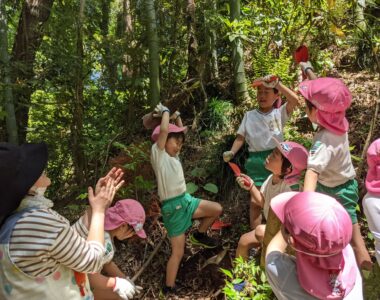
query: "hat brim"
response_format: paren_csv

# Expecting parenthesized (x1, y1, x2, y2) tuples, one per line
(270, 191, 299, 223)
(151, 125, 188, 142)
(135, 228, 147, 239)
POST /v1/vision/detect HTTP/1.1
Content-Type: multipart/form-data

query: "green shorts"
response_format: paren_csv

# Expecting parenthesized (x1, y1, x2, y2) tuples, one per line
(316, 179, 359, 224)
(161, 193, 201, 237)
(244, 150, 273, 187)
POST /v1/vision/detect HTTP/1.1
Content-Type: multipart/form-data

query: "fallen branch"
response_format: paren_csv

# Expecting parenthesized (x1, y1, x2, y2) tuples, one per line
(132, 235, 166, 282)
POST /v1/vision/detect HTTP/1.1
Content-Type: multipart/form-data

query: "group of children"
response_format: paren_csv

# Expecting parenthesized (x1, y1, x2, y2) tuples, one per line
(1, 59, 379, 300)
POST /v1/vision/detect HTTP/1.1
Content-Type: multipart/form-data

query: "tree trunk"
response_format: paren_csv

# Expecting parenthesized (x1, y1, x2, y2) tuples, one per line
(206, 0, 218, 80)
(71, 0, 86, 185)
(0, 0, 18, 144)
(186, 0, 199, 80)
(11, 0, 54, 143)
(122, 0, 133, 78)
(144, 0, 160, 107)
(229, 0, 249, 104)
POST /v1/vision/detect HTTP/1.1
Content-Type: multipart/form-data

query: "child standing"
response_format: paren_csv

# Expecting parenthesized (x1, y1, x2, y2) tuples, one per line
(150, 104, 223, 294)
(266, 191, 363, 299)
(75, 199, 146, 300)
(223, 76, 300, 230)
(235, 139, 308, 260)
(363, 138, 380, 266)
(300, 64, 372, 270)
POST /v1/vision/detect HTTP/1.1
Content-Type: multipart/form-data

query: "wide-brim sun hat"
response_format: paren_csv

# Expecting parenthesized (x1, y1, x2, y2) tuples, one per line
(299, 78, 351, 135)
(366, 138, 380, 195)
(104, 199, 147, 239)
(270, 191, 356, 299)
(151, 124, 188, 142)
(0, 143, 48, 218)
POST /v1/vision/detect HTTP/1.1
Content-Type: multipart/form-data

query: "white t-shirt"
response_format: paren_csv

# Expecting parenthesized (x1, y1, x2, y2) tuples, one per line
(308, 129, 356, 187)
(237, 104, 289, 152)
(150, 143, 187, 201)
(260, 174, 292, 219)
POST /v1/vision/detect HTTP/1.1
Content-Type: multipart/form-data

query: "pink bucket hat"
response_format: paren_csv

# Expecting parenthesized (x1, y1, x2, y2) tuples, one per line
(366, 138, 380, 195)
(151, 124, 188, 142)
(104, 199, 147, 239)
(271, 191, 356, 299)
(299, 78, 352, 135)
(273, 138, 308, 185)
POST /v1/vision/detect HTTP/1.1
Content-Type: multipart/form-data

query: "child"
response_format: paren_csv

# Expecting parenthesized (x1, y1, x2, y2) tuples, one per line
(266, 191, 363, 299)
(299, 64, 372, 270)
(150, 104, 223, 293)
(235, 139, 308, 260)
(363, 138, 380, 266)
(0, 143, 123, 299)
(223, 75, 300, 230)
(75, 199, 146, 299)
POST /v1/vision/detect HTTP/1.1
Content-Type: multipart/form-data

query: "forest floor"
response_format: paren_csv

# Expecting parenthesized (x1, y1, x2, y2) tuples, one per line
(60, 69, 379, 300)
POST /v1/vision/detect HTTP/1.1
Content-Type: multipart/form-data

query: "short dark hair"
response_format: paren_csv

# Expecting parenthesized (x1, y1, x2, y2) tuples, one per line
(279, 156, 292, 179)
(167, 132, 185, 143)
(305, 99, 316, 111)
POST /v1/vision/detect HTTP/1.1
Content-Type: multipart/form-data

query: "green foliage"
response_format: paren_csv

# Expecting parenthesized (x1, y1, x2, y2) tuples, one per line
(203, 98, 234, 132)
(186, 167, 218, 196)
(221, 257, 273, 299)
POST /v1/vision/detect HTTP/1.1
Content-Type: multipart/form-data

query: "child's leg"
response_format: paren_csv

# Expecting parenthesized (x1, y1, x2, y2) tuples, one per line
(166, 234, 186, 287)
(236, 230, 260, 260)
(192, 199, 222, 232)
(250, 195, 262, 230)
(351, 223, 373, 270)
(254, 224, 266, 243)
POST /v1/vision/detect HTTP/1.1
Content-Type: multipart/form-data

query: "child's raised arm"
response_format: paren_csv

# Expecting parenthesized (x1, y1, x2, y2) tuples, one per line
(154, 103, 171, 150)
(275, 81, 299, 115)
(300, 61, 317, 80)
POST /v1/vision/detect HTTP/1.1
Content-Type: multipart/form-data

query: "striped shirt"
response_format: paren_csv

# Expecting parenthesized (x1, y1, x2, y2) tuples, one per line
(9, 208, 105, 277)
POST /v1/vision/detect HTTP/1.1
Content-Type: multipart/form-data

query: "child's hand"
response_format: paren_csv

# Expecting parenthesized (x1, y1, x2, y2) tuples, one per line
(95, 167, 125, 196)
(236, 174, 254, 191)
(170, 110, 181, 120)
(223, 150, 234, 162)
(88, 178, 116, 212)
(113, 277, 142, 300)
(299, 61, 313, 73)
(153, 103, 170, 118)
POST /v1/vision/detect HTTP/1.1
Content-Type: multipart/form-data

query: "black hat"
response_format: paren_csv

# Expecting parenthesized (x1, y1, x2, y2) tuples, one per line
(0, 142, 48, 218)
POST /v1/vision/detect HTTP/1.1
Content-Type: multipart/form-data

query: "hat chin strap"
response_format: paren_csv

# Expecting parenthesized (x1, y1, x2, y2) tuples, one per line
(287, 237, 342, 258)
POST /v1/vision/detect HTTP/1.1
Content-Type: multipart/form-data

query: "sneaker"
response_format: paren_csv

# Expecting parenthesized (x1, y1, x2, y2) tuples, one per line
(189, 231, 218, 248)
(162, 285, 177, 295)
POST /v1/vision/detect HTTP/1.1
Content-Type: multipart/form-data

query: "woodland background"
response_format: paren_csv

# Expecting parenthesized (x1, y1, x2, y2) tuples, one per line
(1, 0, 379, 299)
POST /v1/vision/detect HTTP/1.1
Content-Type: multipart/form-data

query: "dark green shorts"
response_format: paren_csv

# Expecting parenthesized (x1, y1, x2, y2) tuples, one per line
(244, 150, 273, 187)
(161, 193, 201, 237)
(316, 179, 359, 224)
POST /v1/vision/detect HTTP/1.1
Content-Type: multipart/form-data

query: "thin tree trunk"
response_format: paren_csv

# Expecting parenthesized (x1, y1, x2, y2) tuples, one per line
(0, 0, 18, 144)
(229, 0, 249, 104)
(11, 0, 54, 143)
(186, 0, 199, 79)
(122, 0, 133, 78)
(206, 0, 218, 80)
(144, 0, 160, 107)
(71, 0, 86, 185)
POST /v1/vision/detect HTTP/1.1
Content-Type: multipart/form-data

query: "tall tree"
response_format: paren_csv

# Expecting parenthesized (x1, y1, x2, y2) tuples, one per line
(206, 0, 218, 80)
(0, 0, 18, 144)
(144, 0, 160, 107)
(229, 0, 249, 103)
(11, 0, 54, 142)
(186, 0, 199, 79)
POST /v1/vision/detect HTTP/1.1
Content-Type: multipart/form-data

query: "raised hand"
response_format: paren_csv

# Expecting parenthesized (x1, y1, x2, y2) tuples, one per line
(95, 167, 125, 196)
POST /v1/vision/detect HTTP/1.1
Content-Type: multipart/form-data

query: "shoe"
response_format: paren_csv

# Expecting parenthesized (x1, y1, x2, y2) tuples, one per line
(189, 231, 218, 248)
(162, 285, 177, 295)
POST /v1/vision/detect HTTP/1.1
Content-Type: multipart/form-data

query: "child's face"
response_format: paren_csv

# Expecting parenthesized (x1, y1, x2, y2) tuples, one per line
(265, 148, 284, 175)
(114, 223, 135, 241)
(257, 86, 278, 112)
(165, 136, 184, 157)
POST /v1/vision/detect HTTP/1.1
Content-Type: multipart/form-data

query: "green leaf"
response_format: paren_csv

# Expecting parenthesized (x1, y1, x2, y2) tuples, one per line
(191, 167, 207, 178)
(220, 268, 233, 279)
(186, 182, 199, 194)
(203, 183, 218, 194)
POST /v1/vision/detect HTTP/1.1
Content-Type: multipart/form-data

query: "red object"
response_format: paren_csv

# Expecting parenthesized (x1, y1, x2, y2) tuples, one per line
(251, 75, 278, 87)
(211, 219, 232, 230)
(228, 162, 241, 176)
(74, 271, 86, 296)
(294, 45, 309, 63)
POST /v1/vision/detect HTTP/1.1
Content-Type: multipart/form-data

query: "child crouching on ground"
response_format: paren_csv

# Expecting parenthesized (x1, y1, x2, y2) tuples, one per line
(150, 103, 223, 294)
(299, 62, 372, 270)
(235, 139, 308, 260)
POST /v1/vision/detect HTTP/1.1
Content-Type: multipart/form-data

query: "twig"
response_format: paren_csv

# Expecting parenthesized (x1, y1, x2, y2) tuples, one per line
(212, 288, 222, 298)
(131, 235, 166, 282)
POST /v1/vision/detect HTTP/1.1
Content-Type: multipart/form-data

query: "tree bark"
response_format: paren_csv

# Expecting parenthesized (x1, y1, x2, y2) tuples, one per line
(206, 0, 218, 80)
(144, 0, 160, 107)
(0, 0, 18, 144)
(229, 0, 249, 104)
(11, 0, 54, 143)
(186, 0, 199, 80)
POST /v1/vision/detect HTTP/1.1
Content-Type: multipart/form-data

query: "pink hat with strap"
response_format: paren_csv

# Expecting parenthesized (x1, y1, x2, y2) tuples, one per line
(104, 199, 147, 238)
(299, 78, 351, 135)
(151, 124, 188, 142)
(366, 138, 380, 196)
(273, 138, 308, 185)
(271, 191, 356, 299)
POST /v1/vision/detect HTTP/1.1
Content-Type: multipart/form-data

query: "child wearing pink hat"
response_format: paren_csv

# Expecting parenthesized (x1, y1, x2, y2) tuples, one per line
(235, 138, 308, 261)
(75, 199, 146, 300)
(223, 75, 300, 232)
(266, 191, 363, 299)
(150, 103, 223, 294)
(363, 138, 380, 266)
(299, 64, 371, 270)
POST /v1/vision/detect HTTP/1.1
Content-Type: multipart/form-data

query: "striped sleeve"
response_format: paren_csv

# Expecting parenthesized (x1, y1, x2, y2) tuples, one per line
(72, 215, 89, 239)
(9, 208, 105, 277)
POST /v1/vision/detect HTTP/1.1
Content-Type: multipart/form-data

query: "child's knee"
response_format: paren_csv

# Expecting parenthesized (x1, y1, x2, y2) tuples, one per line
(215, 203, 223, 216)
(238, 233, 252, 248)
(255, 225, 265, 241)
